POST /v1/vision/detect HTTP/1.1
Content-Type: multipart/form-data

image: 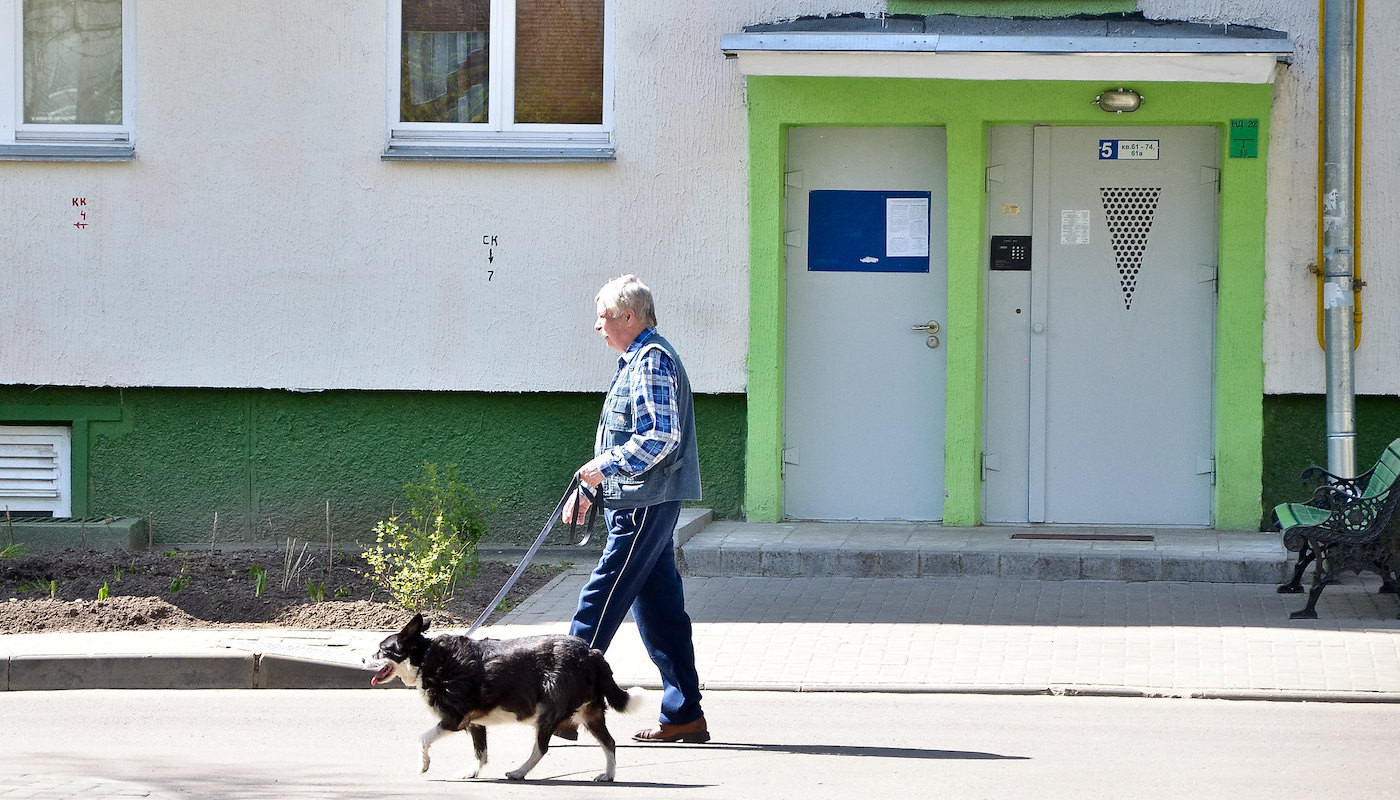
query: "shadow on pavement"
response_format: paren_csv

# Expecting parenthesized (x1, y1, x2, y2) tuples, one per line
(678, 741, 1027, 761)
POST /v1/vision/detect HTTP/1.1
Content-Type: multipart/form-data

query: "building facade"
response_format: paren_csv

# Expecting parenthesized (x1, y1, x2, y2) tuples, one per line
(1, 0, 1396, 544)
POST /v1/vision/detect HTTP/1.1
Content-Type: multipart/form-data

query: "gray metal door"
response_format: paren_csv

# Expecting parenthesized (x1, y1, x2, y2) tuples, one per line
(784, 127, 948, 521)
(984, 126, 1218, 525)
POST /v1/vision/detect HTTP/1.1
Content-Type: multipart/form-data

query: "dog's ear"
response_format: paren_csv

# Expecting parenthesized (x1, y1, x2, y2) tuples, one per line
(407, 612, 426, 635)
(421, 616, 432, 633)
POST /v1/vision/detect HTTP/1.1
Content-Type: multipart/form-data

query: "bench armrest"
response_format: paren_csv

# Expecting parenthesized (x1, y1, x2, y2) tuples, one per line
(1300, 464, 1370, 496)
(1302, 482, 1400, 547)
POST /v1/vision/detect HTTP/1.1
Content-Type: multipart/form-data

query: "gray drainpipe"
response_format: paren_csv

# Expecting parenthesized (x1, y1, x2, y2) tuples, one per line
(1321, 0, 1359, 478)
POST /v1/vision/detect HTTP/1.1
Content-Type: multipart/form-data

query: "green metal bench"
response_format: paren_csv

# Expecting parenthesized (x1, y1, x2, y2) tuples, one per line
(1274, 438, 1400, 620)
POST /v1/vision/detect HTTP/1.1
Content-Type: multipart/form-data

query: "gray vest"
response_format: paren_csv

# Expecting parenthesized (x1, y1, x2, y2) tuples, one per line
(595, 332, 702, 508)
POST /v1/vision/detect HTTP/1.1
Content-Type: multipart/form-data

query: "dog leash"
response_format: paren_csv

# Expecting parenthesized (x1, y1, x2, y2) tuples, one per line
(462, 476, 599, 636)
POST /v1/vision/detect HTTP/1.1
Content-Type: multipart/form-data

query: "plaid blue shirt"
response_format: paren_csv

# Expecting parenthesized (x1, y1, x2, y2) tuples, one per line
(596, 327, 682, 478)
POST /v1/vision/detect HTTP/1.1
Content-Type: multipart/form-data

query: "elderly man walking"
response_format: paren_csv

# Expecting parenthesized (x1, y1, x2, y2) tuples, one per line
(561, 274, 709, 744)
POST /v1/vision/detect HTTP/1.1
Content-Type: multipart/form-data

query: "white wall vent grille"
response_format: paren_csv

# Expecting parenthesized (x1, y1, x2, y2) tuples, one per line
(0, 426, 72, 517)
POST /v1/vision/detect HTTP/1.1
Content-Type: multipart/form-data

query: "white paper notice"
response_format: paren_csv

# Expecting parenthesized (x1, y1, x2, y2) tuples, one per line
(886, 197, 930, 258)
(1060, 210, 1091, 245)
(1323, 280, 1353, 308)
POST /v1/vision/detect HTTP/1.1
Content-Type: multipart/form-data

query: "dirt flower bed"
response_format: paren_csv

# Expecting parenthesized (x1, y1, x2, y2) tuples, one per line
(0, 547, 564, 634)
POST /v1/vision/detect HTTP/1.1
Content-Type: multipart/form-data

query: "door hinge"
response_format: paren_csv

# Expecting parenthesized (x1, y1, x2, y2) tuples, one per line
(1196, 456, 1216, 485)
(784, 170, 803, 199)
(986, 164, 1006, 190)
(1198, 264, 1218, 292)
(1201, 165, 1220, 193)
(981, 451, 1001, 481)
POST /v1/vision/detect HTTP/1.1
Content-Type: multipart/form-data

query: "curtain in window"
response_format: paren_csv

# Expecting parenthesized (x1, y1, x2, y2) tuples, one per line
(23, 0, 122, 125)
(402, 0, 490, 124)
(405, 32, 488, 122)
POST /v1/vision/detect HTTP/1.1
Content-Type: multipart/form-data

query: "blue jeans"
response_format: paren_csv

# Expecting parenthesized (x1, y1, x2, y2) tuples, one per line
(569, 500, 704, 725)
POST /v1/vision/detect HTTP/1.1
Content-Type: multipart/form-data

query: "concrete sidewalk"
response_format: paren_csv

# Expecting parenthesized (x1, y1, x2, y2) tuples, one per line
(4, 564, 1400, 700)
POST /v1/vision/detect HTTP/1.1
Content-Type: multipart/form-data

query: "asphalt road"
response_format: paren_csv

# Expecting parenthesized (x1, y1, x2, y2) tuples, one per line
(3, 689, 1398, 799)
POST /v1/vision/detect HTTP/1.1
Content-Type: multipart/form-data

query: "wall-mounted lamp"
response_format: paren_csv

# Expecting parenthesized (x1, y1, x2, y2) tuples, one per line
(1094, 88, 1144, 113)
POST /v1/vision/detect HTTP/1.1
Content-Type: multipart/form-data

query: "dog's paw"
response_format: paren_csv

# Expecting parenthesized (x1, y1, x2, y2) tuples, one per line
(452, 767, 482, 780)
(418, 751, 431, 774)
(593, 772, 616, 782)
(504, 769, 528, 781)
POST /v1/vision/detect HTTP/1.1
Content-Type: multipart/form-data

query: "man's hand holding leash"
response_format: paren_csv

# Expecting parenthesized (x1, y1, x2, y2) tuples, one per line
(564, 456, 607, 524)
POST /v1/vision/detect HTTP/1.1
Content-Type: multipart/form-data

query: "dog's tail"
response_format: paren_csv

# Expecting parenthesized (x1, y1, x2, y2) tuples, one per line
(614, 685, 651, 714)
(606, 684, 651, 715)
(596, 655, 649, 714)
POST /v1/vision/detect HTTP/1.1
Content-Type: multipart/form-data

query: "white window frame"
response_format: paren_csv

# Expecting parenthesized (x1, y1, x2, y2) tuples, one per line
(0, 0, 135, 161)
(0, 425, 72, 517)
(385, 0, 615, 161)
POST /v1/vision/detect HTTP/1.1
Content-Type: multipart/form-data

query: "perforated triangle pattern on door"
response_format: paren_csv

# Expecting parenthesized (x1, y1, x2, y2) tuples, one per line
(1099, 187, 1162, 310)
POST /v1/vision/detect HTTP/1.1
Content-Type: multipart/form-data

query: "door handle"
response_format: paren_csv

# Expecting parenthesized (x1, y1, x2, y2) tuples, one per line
(911, 320, 941, 334)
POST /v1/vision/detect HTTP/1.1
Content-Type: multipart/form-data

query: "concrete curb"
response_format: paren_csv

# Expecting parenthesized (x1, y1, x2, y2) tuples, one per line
(10, 651, 1400, 703)
(7, 652, 254, 691)
(256, 654, 393, 690)
(0, 652, 398, 691)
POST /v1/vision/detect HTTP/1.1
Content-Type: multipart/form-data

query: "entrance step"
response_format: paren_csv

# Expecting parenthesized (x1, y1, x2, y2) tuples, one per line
(678, 519, 1289, 584)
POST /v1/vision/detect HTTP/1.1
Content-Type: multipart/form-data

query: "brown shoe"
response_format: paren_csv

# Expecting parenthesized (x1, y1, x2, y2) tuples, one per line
(553, 721, 579, 741)
(632, 716, 710, 743)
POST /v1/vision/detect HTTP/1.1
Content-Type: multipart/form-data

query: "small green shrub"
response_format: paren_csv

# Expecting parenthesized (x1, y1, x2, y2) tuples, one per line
(401, 462, 493, 579)
(306, 580, 325, 603)
(0, 543, 27, 558)
(360, 515, 467, 611)
(97, 582, 110, 601)
(359, 462, 493, 611)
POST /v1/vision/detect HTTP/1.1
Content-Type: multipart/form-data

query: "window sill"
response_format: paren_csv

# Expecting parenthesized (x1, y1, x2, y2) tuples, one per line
(0, 143, 135, 162)
(382, 134, 615, 163)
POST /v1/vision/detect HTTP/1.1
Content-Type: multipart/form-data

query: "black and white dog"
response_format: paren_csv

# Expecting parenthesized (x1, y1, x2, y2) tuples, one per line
(365, 613, 646, 782)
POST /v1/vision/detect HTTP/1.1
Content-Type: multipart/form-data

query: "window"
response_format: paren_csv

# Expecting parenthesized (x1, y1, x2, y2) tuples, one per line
(385, 0, 615, 161)
(0, 0, 134, 160)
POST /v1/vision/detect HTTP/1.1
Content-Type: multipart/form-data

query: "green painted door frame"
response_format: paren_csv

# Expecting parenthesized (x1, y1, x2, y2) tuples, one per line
(742, 77, 1270, 530)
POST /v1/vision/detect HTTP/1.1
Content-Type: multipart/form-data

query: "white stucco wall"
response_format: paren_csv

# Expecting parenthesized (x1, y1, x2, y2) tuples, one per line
(1144, 0, 1400, 396)
(5, 1, 1394, 397)
(2, 1, 873, 394)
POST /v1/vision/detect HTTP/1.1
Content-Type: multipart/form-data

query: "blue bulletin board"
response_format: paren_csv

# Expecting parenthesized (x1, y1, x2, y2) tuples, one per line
(807, 189, 932, 273)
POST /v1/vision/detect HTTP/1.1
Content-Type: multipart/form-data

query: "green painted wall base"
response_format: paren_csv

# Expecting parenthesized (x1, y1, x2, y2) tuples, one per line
(1263, 394, 1400, 530)
(0, 387, 745, 547)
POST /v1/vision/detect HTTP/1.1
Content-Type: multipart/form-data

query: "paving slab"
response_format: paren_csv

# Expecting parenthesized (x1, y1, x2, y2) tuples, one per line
(3, 526, 1398, 700)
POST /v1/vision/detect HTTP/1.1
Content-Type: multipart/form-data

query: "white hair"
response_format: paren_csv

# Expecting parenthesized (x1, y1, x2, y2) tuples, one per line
(596, 274, 657, 327)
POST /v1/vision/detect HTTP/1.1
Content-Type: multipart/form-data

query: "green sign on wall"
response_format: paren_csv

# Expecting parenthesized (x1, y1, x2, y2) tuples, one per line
(1230, 118, 1259, 158)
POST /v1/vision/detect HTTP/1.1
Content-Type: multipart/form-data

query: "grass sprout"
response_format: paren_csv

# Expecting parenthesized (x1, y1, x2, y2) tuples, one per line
(282, 537, 313, 591)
